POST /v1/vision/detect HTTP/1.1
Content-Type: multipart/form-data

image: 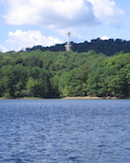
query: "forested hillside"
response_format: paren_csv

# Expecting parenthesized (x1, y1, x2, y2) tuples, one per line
(0, 50, 129, 99)
(25, 38, 130, 56)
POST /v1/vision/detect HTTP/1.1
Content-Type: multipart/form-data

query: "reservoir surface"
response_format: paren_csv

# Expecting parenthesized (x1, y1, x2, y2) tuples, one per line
(0, 99, 130, 163)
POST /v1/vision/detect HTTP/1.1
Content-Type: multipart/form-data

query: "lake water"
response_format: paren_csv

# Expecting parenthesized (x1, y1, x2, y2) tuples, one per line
(0, 99, 130, 163)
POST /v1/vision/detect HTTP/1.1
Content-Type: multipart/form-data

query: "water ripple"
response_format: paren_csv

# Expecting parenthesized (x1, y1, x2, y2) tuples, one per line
(0, 99, 130, 162)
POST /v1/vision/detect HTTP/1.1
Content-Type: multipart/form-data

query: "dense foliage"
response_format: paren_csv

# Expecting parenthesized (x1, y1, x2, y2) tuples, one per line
(0, 50, 130, 98)
(25, 38, 130, 56)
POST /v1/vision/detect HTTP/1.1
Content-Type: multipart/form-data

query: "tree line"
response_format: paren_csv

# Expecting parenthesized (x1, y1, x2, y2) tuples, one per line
(25, 38, 130, 56)
(0, 50, 130, 98)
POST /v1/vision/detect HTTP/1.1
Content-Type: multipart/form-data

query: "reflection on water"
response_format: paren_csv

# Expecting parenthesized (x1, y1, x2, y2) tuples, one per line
(0, 99, 130, 162)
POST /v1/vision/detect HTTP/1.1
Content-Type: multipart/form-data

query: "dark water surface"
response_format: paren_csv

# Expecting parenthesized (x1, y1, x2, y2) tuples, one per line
(0, 99, 130, 163)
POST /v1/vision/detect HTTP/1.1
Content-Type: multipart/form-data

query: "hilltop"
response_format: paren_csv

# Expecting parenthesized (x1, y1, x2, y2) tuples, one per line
(25, 38, 130, 56)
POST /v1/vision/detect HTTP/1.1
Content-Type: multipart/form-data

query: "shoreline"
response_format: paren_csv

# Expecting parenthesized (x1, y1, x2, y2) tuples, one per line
(0, 96, 130, 100)
(61, 96, 130, 100)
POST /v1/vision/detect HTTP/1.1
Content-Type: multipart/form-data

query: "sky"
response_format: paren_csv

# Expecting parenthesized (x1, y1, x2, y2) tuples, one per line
(0, 0, 129, 52)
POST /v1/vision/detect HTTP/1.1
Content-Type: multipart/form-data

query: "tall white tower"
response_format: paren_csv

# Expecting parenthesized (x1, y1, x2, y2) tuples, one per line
(65, 32, 71, 51)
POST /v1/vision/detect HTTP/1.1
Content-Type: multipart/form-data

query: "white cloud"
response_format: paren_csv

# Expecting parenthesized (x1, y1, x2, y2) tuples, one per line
(0, 44, 8, 52)
(6, 30, 63, 51)
(87, 0, 124, 26)
(3, 0, 94, 26)
(100, 36, 110, 40)
(2, 0, 124, 28)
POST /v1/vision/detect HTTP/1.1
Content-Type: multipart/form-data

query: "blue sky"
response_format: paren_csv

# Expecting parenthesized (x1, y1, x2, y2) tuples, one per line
(0, 0, 129, 52)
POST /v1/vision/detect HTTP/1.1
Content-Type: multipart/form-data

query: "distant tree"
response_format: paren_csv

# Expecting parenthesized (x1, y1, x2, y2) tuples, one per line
(24, 38, 130, 56)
